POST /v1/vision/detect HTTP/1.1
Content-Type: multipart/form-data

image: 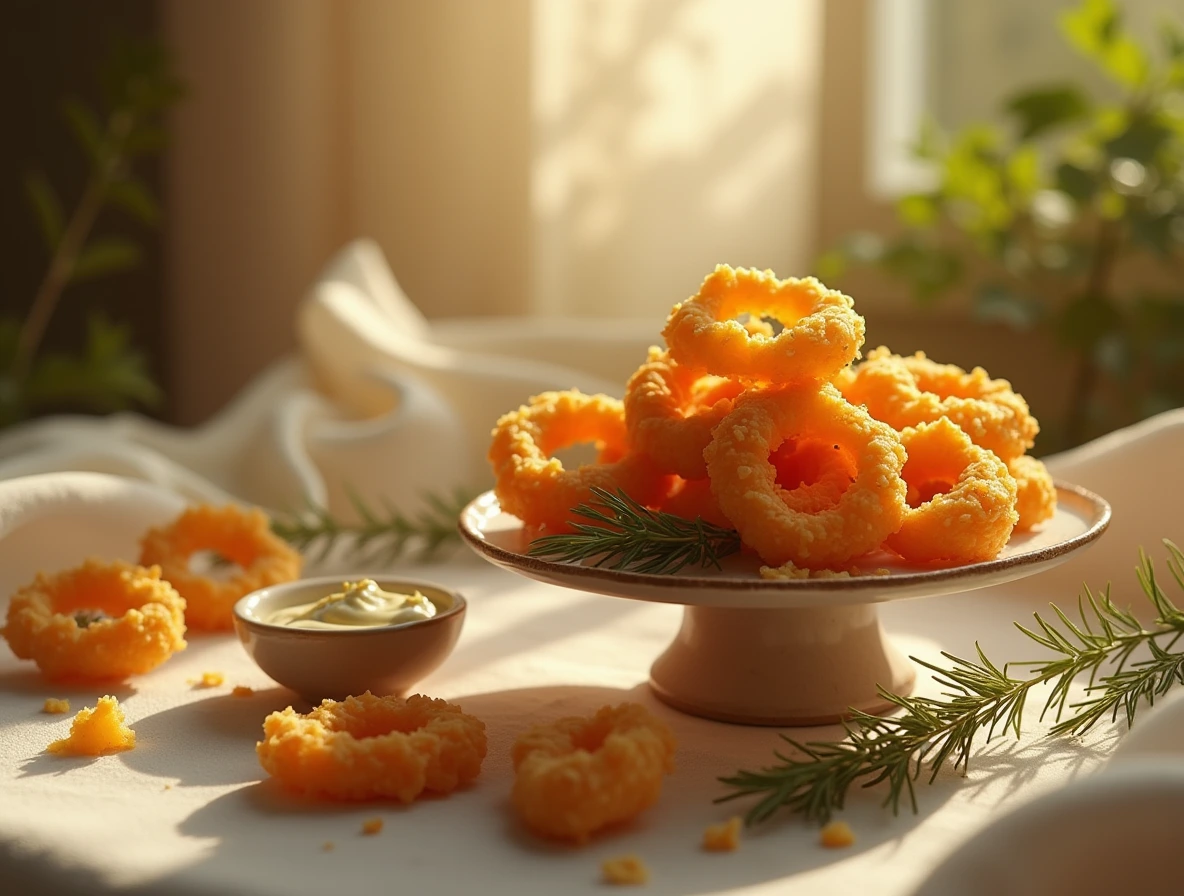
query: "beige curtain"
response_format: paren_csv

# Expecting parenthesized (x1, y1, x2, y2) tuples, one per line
(164, 0, 821, 423)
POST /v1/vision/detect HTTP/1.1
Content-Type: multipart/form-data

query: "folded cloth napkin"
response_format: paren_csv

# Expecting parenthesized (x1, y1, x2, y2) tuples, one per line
(0, 240, 658, 522)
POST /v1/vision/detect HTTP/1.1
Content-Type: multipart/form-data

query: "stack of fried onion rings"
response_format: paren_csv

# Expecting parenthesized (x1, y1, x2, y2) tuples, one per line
(624, 347, 741, 480)
(2, 559, 186, 680)
(703, 383, 907, 569)
(489, 390, 672, 532)
(662, 265, 865, 384)
(511, 702, 676, 842)
(836, 347, 1038, 462)
(886, 419, 1018, 563)
(140, 504, 302, 631)
(257, 692, 487, 801)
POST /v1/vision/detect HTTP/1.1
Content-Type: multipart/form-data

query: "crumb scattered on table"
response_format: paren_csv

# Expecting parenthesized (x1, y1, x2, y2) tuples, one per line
(42, 698, 70, 714)
(322, 841, 335, 851)
(231, 685, 254, 697)
(361, 818, 384, 835)
(819, 820, 855, 849)
(702, 816, 742, 852)
(190, 671, 225, 688)
(601, 854, 649, 886)
(46, 695, 135, 756)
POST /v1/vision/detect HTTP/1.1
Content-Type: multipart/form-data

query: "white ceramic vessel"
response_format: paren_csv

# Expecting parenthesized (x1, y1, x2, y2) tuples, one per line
(459, 484, 1110, 725)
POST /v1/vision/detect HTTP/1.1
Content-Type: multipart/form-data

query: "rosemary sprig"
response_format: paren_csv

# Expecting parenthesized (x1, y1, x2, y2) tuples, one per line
(718, 539, 1184, 826)
(272, 487, 478, 565)
(526, 487, 742, 575)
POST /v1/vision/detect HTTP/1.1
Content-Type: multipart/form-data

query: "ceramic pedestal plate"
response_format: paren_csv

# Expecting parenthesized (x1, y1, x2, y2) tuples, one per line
(459, 484, 1110, 726)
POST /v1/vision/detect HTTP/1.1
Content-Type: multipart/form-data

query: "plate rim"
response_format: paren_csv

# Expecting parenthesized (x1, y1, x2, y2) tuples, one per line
(457, 482, 1111, 594)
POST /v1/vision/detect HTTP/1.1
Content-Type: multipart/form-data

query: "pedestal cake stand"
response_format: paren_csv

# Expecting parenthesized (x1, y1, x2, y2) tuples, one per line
(458, 484, 1109, 726)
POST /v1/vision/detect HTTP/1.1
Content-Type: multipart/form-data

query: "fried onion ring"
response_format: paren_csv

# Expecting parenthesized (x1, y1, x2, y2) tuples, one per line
(1009, 454, 1057, 532)
(257, 692, 487, 801)
(886, 419, 1018, 563)
(838, 347, 1038, 461)
(656, 476, 732, 528)
(2, 559, 186, 681)
(662, 265, 865, 384)
(489, 390, 672, 532)
(139, 504, 302, 631)
(704, 383, 907, 568)
(624, 347, 743, 479)
(511, 702, 677, 842)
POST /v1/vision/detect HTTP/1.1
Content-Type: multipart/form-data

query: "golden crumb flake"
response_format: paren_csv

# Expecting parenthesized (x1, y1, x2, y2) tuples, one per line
(42, 697, 70, 714)
(322, 841, 335, 852)
(231, 685, 254, 697)
(702, 816, 742, 852)
(819, 820, 855, 849)
(361, 818, 384, 835)
(601, 854, 649, 886)
(193, 671, 225, 688)
(46, 695, 135, 756)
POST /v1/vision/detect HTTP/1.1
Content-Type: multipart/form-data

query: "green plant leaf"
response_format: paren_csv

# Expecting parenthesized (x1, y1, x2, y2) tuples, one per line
(24, 172, 64, 251)
(897, 194, 939, 228)
(1105, 116, 1173, 164)
(974, 284, 1044, 329)
(880, 242, 964, 305)
(123, 124, 169, 156)
(1056, 293, 1123, 350)
(61, 98, 105, 167)
(24, 314, 160, 412)
(70, 237, 142, 282)
(1060, 0, 1148, 88)
(1054, 162, 1098, 203)
(105, 177, 159, 226)
(1005, 86, 1091, 140)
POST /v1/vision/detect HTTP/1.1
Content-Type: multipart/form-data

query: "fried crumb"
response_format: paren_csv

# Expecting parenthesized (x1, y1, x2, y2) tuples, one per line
(702, 816, 742, 852)
(46, 695, 135, 756)
(42, 697, 71, 714)
(819, 820, 855, 849)
(322, 841, 335, 851)
(601, 854, 649, 886)
(163, 783, 173, 791)
(361, 818, 384, 835)
(231, 685, 254, 697)
(190, 671, 225, 688)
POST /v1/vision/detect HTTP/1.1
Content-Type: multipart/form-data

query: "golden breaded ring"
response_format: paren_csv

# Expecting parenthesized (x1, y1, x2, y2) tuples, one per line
(489, 390, 672, 532)
(511, 702, 677, 842)
(887, 419, 1018, 563)
(624, 347, 741, 479)
(2, 559, 186, 681)
(655, 476, 732, 528)
(838, 347, 1038, 461)
(257, 692, 486, 801)
(140, 504, 302, 631)
(662, 265, 865, 384)
(704, 383, 907, 569)
(1009, 454, 1057, 532)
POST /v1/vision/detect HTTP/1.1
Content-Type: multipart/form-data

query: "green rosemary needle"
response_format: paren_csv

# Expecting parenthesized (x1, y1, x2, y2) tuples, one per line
(526, 487, 742, 575)
(271, 487, 478, 565)
(718, 539, 1184, 826)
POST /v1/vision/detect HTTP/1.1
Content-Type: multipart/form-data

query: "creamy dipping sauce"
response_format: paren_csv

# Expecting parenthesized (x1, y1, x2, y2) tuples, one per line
(268, 579, 437, 630)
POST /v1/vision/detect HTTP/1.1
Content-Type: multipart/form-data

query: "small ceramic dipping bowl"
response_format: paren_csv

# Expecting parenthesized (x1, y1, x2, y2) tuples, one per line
(232, 576, 466, 702)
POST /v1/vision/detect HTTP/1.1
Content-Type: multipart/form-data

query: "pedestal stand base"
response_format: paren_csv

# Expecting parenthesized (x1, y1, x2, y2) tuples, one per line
(649, 603, 916, 726)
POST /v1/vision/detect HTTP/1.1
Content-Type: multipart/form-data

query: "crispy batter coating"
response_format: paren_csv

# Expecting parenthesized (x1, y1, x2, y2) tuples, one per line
(511, 703, 677, 843)
(257, 692, 487, 802)
(704, 384, 907, 569)
(139, 504, 302, 631)
(489, 390, 673, 532)
(837, 347, 1038, 461)
(662, 265, 865, 384)
(624, 347, 743, 480)
(1009, 454, 1057, 532)
(886, 419, 1018, 563)
(46, 695, 136, 755)
(655, 476, 732, 528)
(3, 559, 187, 681)
(819, 820, 855, 849)
(42, 698, 71, 714)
